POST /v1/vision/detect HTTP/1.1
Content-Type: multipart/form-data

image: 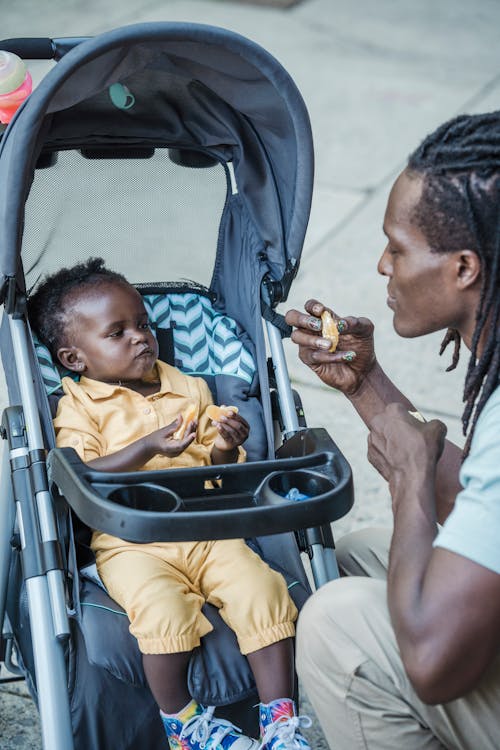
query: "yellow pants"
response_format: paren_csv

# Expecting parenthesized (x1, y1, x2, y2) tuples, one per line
(93, 532, 297, 655)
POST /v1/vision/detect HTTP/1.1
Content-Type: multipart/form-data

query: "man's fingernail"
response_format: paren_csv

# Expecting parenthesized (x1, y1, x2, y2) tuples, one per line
(318, 339, 332, 349)
(337, 319, 348, 333)
(308, 317, 322, 330)
(342, 351, 356, 362)
(312, 304, 322, 315)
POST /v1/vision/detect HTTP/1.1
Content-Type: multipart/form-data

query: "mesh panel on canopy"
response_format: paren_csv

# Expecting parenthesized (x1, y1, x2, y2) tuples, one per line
(22, 148, 227, 290)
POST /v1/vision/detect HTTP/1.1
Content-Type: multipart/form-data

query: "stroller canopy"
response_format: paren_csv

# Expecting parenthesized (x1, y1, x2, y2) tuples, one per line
(0, 22, 314, 303)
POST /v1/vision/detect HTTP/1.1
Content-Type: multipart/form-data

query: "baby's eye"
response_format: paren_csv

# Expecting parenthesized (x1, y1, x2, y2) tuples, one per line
(140, 321, 151, 330)
(108, 329, 123, 338)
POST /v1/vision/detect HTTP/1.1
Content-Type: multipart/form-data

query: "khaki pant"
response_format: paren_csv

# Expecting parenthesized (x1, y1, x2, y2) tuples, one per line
(94, 534, 297, 655)
(296, 527, 500, 749)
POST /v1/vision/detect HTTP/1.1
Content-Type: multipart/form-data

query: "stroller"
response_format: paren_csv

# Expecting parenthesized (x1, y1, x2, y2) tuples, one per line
(0, 22, 353, 750)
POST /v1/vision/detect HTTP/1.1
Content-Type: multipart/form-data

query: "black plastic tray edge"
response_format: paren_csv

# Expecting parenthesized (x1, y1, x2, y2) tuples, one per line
(47, 428, 354, 542)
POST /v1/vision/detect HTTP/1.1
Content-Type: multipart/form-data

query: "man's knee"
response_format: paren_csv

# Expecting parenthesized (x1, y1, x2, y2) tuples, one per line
(297, 578, 369, 652)
(336, 526, 392, 578)
(296, 576, 389, 678)
(298, 575, 383, 628)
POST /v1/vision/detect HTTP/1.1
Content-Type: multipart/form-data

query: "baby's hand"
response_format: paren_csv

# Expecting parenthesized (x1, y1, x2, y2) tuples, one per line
(211, 411, 249, 452)
(146, 416, 197, 457)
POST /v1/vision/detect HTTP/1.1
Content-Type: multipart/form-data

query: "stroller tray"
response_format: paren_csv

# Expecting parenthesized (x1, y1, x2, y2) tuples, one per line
(47, 428, 354, 542)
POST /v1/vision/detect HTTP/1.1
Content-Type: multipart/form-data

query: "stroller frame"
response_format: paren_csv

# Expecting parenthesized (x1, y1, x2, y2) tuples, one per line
(0, 23, 353, 750)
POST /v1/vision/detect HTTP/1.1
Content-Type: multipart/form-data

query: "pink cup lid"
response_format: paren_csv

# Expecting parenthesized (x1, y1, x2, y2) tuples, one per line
(0, 72, 32, 124)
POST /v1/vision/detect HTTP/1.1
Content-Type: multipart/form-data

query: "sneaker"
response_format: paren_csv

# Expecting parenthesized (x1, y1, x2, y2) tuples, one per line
(258, 699, 312, 750)
(163, 704, 259, 750)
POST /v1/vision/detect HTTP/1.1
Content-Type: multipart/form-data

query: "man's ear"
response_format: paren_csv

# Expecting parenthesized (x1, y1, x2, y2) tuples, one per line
(57, 346, 86, 373)
(455, 249, 481, 290)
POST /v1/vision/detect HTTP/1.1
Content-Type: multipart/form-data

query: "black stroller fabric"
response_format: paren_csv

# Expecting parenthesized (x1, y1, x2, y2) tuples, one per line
(0, 21, 326, 750)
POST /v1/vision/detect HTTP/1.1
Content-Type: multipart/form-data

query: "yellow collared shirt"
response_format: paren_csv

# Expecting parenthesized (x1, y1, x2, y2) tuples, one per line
(54, 360, 245, 469)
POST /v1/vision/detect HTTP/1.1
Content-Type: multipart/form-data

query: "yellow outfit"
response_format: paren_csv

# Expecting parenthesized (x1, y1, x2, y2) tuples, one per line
(54, 360, 297, 654)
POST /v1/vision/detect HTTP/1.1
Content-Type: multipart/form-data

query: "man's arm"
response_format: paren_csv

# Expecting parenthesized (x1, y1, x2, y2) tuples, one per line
(351, 361, 462, 524)
(390, 524, 500, 703)
(369, 403, 500, 704)
(284, 305, 462, 523)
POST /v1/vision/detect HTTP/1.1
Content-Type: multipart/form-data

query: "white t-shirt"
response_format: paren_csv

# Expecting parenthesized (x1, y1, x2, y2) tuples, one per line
(434, 385, 500, 573)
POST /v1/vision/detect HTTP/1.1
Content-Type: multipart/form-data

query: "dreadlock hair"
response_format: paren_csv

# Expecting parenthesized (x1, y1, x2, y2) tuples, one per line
(407, 110, 500, 455)
(27, 257, 129, 361)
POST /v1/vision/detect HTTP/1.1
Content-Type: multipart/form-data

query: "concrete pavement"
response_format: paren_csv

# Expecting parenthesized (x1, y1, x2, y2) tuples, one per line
(1, 0, 499, 747)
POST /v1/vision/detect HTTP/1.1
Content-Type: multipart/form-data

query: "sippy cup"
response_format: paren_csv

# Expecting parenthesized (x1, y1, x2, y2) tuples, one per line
(0, 51, 33, 125)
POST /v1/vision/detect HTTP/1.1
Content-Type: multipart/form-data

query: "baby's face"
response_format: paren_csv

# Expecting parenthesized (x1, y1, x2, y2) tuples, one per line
(61, 281, 159, 384)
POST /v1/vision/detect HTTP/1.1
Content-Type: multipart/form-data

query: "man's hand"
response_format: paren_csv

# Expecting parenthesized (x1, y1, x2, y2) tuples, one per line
(285, 299, 376, 396)
(367, 403, 447, 496)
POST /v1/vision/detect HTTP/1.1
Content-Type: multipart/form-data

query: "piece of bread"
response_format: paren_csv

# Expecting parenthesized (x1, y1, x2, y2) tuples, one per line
(321, 309, 339, 353)
(173, 403, 198, 440)
(206, 404, 239, 421)
(408, 410, 426, 423)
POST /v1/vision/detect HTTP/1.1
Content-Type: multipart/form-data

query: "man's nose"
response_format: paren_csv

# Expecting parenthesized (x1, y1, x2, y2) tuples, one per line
(377, 245, 391, 277)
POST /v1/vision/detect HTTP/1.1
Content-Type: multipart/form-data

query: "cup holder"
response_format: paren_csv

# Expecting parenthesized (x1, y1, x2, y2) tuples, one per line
(257, 469, 335, 506)
(105, 483, 182, 513)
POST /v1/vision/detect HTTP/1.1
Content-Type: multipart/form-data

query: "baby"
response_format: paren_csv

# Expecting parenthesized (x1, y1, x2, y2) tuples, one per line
(28, 258, 311, 750)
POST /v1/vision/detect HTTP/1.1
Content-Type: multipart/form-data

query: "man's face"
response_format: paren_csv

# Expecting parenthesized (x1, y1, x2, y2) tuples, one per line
(60, 281, 159, 384)
(378, 170, 468, 339)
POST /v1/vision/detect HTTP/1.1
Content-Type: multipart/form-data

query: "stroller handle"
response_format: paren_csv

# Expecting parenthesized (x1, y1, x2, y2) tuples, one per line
(0, 37, 88, 60)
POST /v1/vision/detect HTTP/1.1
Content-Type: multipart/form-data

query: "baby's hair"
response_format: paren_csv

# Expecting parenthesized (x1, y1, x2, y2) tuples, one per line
(28, 257, 129, 359)
(407, 111, 500, 453)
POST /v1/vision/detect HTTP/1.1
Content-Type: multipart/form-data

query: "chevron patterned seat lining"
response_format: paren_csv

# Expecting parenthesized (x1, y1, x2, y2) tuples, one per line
(34, 292, 256, 395)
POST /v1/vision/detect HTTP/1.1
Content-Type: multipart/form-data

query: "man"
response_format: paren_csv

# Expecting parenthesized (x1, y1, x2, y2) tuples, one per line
(285, 111, 500, 749)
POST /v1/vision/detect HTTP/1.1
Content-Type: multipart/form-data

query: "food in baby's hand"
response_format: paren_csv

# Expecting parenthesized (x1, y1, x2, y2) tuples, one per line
(173, 404, 197, 440)
(321, 310, 339, 352)
(206, 404, 239, 421)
